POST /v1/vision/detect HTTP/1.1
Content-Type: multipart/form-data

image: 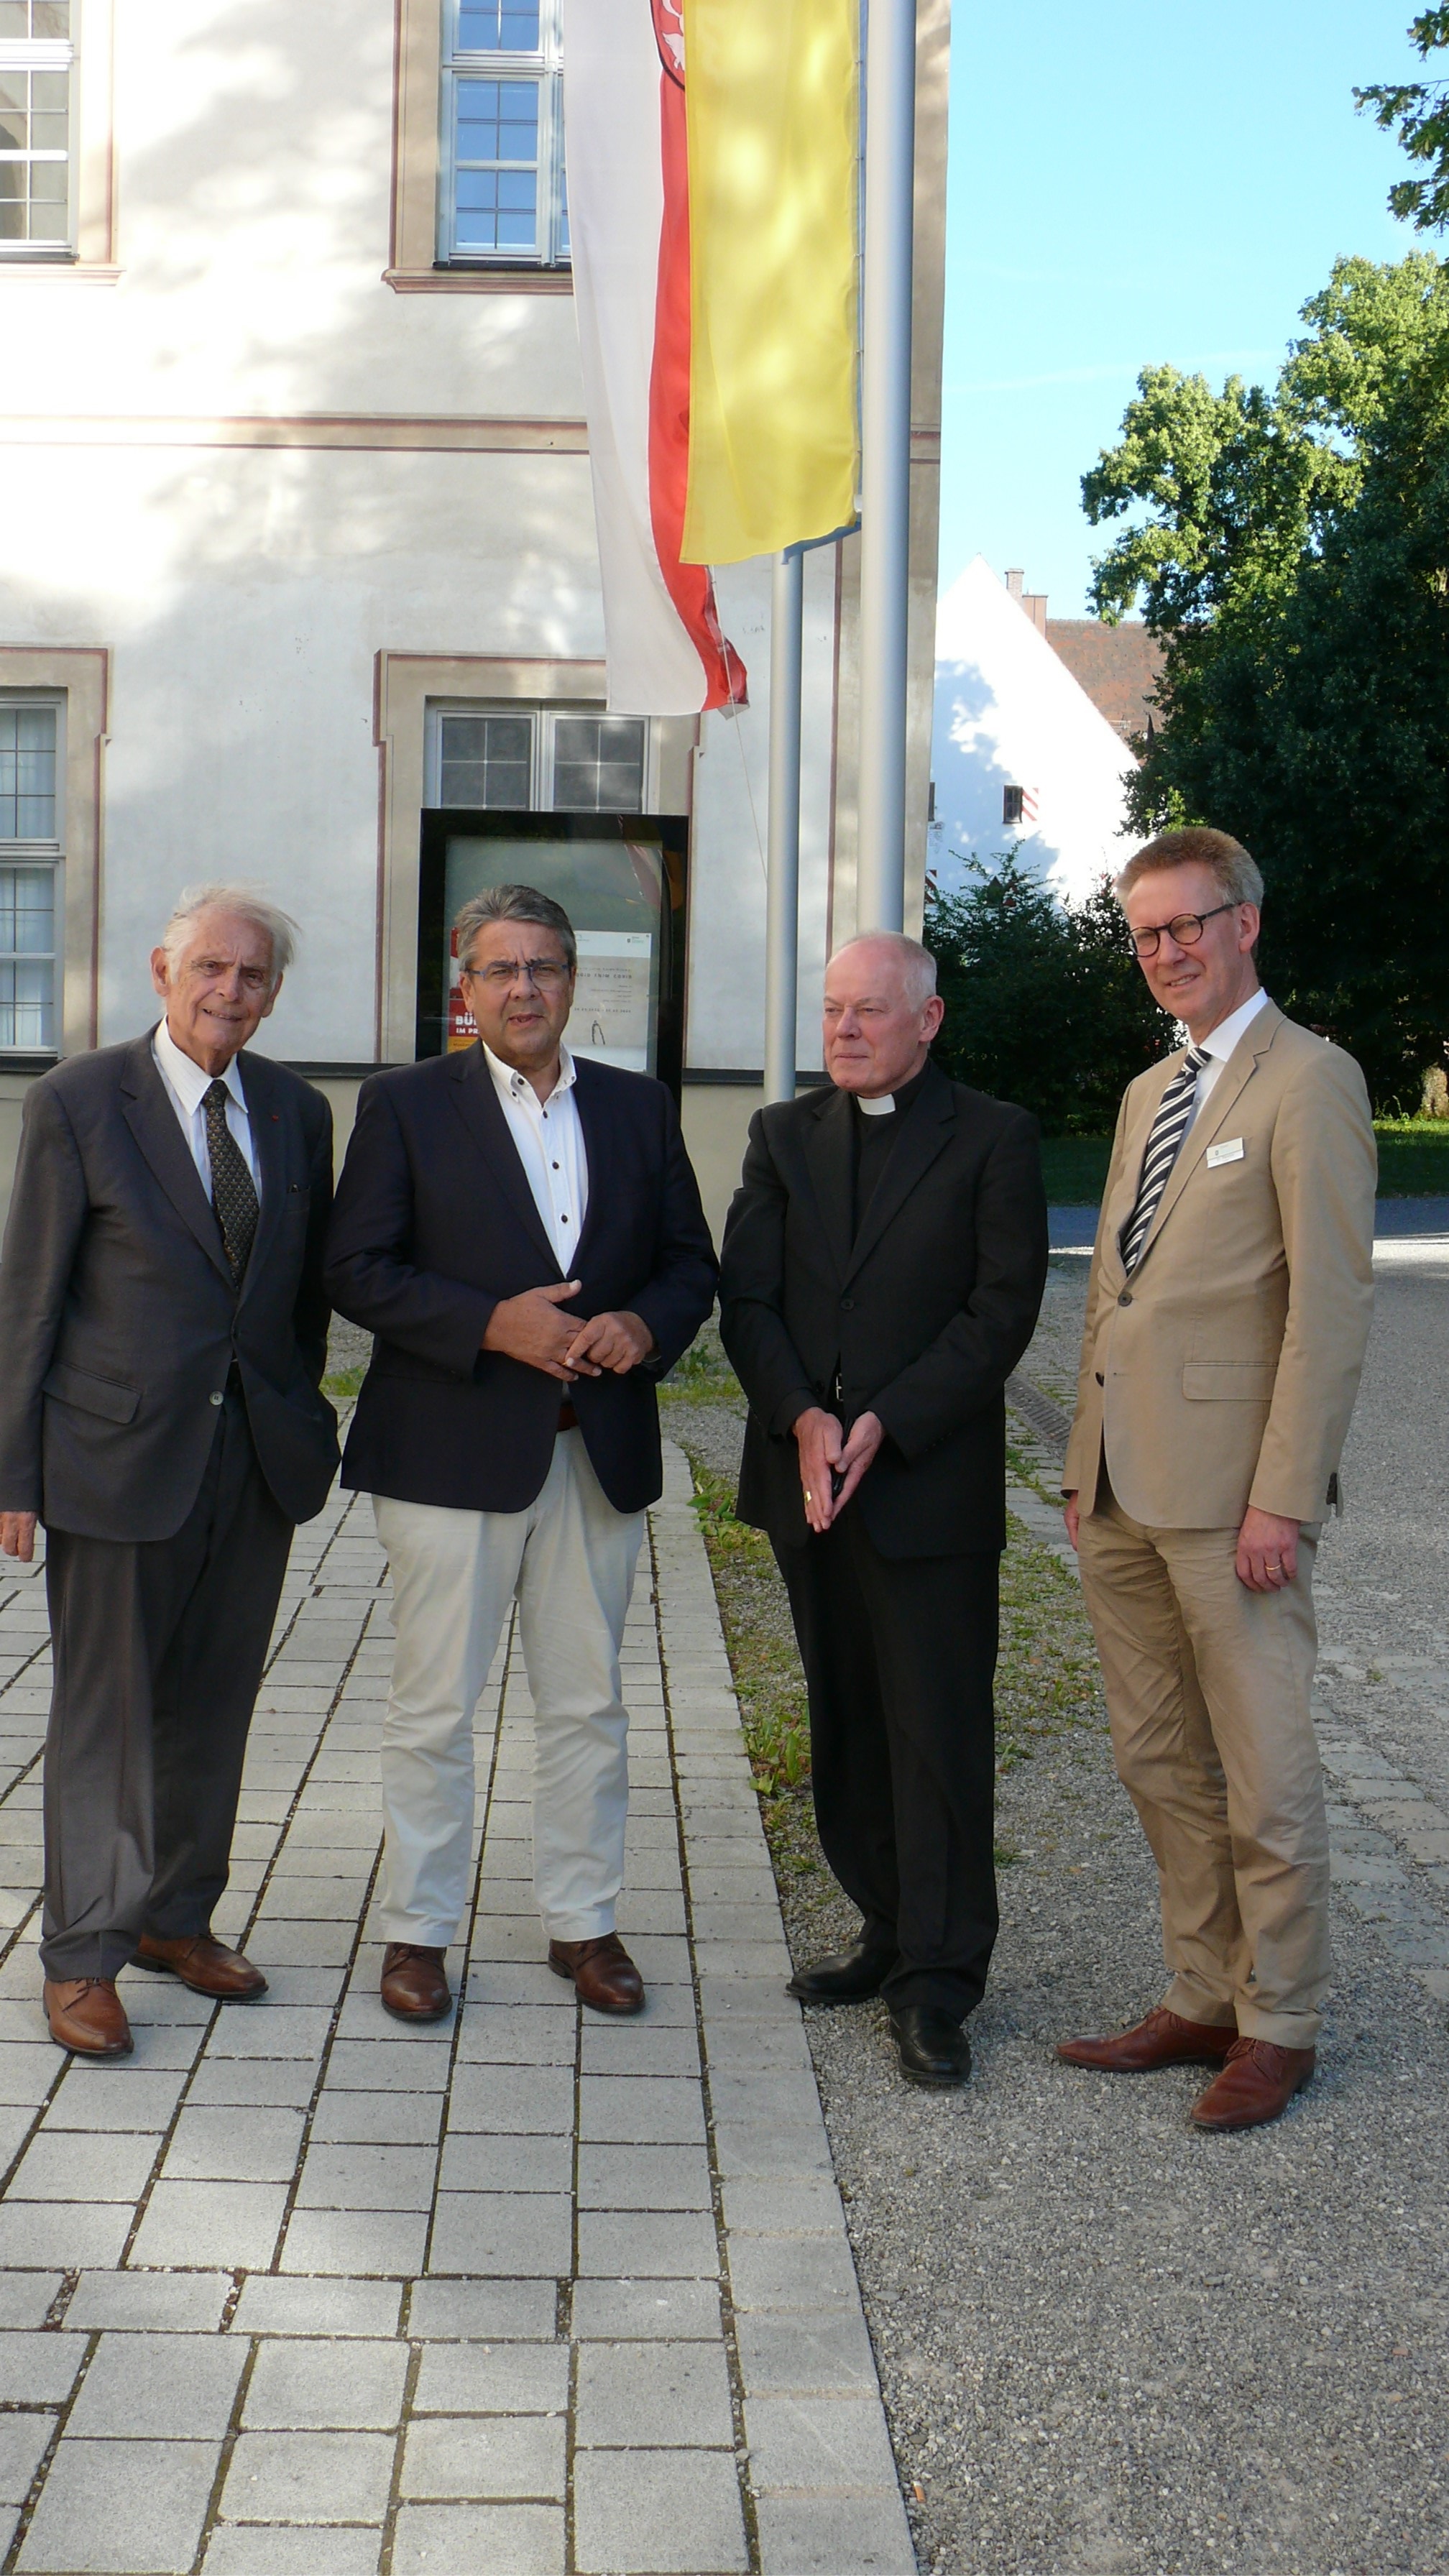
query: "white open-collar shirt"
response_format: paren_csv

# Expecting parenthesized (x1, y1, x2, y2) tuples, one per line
(484, 1041, 589, 1271)
(152, 1016, 261, 1196)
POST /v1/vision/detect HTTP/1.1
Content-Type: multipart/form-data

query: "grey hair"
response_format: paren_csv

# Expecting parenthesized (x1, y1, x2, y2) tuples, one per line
(455, 884, 578, 976)
(161, 883, 298, 988)
(828, 930, 938, 1010)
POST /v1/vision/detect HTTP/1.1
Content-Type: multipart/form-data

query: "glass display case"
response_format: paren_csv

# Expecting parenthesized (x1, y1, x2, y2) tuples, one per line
(415, 809, 689, 1096)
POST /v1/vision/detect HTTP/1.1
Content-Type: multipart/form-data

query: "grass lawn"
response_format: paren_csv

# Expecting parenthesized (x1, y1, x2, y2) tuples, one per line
(1372, 1118, 1449, 1196)
(1042, 1118, 1449, 1202)
(1039, 1137, 1113, 1202)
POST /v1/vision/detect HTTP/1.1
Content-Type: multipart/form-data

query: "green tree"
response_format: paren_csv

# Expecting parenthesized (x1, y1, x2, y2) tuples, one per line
(1358, 9, 1449, 233)
(925, 858, 1169, 1133)
(1082, 252, 1449, 1099)
(1085, 254, 1449, 657)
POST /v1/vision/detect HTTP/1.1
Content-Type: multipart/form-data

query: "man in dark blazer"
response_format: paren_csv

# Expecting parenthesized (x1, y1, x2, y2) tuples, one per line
(325, 885, 716, 2024)
(719, 933, 1046, 2088)
(0, 886, 338, 2058)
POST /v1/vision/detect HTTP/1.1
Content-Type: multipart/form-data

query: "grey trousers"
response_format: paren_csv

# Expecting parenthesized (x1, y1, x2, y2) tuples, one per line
(40, 1388, 294, 1980)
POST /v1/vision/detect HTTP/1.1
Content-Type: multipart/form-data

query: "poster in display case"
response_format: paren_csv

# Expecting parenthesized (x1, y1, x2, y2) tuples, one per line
(415, 810, 689, 1098)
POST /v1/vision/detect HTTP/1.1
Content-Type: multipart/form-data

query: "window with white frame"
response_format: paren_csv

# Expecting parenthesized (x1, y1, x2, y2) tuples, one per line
(439, 0, 567, 267)
(0, 698, 62, 1052)
(430, 707, 648, 812)
(0, 0, 73, 254)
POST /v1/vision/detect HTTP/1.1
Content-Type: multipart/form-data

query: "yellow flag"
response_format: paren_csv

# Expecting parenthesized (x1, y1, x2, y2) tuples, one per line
(681, 0, 860, 566)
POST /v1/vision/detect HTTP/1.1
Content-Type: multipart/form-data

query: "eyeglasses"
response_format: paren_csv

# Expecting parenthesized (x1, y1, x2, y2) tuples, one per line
(463, 957, 572, 989)
(1128, 901, 1237, 960)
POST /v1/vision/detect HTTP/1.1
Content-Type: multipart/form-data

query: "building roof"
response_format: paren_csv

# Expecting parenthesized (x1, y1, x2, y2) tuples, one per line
(1045, 619, 1163, 745)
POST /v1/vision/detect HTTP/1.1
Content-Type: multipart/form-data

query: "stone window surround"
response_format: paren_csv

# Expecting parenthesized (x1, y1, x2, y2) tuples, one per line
(0, 0, 118, 280)
(387, 0, 572, 296)
(0, 645, 107, 1057)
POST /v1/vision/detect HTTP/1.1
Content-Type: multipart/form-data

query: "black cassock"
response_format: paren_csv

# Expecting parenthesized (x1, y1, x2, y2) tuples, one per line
(719, 1059, 1047, 2019)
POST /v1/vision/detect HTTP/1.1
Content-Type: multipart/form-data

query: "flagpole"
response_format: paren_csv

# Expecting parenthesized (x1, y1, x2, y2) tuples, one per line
(763, 547, 804, 1105)
(855, 0, 916, 937)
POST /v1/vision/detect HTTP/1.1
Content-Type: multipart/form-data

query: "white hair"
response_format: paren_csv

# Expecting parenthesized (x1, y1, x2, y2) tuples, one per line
(827, 930, 938, 1010)
(161, 883, 298, 988)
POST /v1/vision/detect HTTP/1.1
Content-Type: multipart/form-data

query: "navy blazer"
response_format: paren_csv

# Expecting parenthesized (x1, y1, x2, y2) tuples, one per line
(719, 1062, 1047, 1558)
(324, 1046, 718, 1515)
(0, 1032, 339, 1541)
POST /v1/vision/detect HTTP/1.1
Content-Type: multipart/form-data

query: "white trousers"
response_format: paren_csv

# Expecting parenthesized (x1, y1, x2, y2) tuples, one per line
(372, 1431, 646, 1948)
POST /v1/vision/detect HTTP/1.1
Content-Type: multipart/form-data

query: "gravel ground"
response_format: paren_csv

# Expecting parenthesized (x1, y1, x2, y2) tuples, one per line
(1018, 1250, 1094, 1412)
(326, 1313, 373, 1376)
(1315, 1246, 1449, 1812)
(798, 1697, 1449, 2576)
(667, 1267, 1449, 2576)
(1023, 1239, 1449, 1811)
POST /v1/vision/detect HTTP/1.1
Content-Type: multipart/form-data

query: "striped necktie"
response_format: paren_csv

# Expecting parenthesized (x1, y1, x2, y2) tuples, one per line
(1120, 1045, 1210, 1275)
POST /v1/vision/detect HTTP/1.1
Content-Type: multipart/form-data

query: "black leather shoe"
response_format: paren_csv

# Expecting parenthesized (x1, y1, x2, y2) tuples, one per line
(890, 2005, 972, 2088)
(787, 1928, 899, 2005)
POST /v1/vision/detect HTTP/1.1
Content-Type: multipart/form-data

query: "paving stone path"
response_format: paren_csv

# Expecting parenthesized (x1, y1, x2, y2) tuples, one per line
(0, 1445, 914, 2576)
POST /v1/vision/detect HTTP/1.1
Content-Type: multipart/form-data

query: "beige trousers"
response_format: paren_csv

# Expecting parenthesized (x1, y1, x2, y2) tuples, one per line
(372, 1431, 645, 1950)
(1077, 1481, 1328, 2048)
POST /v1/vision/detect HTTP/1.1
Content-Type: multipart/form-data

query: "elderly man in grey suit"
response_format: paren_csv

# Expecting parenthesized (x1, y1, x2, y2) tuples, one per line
(0, 886, 338, 2058)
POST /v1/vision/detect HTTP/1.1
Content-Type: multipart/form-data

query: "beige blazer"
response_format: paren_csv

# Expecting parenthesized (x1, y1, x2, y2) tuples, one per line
(1063, 1000, 1376, 1529)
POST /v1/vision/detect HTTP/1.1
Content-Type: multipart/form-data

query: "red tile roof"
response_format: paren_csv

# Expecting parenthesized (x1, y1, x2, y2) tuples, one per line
(1045, 620, 1163, 744)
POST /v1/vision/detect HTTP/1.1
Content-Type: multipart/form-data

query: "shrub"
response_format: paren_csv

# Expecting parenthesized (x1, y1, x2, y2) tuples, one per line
(924, 857, 1169, 1133)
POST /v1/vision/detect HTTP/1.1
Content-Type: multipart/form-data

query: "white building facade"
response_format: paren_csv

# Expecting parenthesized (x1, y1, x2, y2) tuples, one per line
(928, 554, 1140, 908)
(0, 0, 949, 1239)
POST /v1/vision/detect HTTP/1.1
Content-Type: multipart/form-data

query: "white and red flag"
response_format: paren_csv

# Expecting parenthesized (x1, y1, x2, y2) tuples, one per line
(562, 0, 748, 717)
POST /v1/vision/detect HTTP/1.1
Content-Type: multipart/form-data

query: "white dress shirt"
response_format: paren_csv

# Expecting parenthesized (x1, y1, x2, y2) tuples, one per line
(485, 1041, 589, 1270)
(152, 1016, 261, 1197)
(1184, 986, 1270, 1132)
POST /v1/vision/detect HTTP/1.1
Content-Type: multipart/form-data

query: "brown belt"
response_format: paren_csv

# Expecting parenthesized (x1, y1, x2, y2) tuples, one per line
(558, 1400, 579, 1432)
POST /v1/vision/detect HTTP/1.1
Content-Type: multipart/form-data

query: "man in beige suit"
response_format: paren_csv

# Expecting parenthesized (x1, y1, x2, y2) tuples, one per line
(1059, 827, 1375, 2131)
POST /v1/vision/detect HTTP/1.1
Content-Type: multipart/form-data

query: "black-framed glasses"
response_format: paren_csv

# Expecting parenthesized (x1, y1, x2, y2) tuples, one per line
(462, 956, 572, 988)
(1129, 900, 1237, 960)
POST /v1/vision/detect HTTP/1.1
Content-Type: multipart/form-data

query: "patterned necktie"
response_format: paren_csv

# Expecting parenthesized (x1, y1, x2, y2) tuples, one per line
(203, 1077, 259, 1284)
(1120, 1044, 1210, 1275)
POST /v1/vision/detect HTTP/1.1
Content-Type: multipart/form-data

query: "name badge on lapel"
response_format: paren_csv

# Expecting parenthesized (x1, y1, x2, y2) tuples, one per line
(1205, 1138, 1245, 1168)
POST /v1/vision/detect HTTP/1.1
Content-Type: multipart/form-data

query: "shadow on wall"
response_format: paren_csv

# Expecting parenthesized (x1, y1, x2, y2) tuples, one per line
(5, 0, 596, 1054)
(927, 657, 1074, 900)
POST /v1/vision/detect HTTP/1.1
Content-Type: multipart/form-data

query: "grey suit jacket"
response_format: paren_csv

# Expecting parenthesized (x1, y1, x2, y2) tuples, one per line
(0, 1031, 339, 1541)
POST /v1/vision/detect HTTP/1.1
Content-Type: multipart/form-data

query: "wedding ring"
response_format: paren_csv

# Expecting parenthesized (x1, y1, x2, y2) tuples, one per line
(804, 1490, 813, 1501)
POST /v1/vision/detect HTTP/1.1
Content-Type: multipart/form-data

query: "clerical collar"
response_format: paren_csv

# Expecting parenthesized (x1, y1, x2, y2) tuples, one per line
(853, 1061, 932, 1118)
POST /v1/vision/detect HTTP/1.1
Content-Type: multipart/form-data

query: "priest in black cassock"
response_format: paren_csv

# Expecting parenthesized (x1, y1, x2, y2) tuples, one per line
(719, 934, 1046, 2087)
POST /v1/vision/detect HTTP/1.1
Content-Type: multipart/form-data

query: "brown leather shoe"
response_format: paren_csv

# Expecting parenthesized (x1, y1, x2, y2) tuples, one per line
(380, 1943, 451, 2022)
(136, 1933, 267, 2000)
(1057, 2004, 1237, 2072)
(43, 1978, 133, 2058)
(548, 1933, 645, 2015)
(1190, 2036, 1315, 2131)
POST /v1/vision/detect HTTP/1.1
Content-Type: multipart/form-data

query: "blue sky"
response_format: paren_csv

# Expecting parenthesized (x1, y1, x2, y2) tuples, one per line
(939, 1, 1431, 615)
